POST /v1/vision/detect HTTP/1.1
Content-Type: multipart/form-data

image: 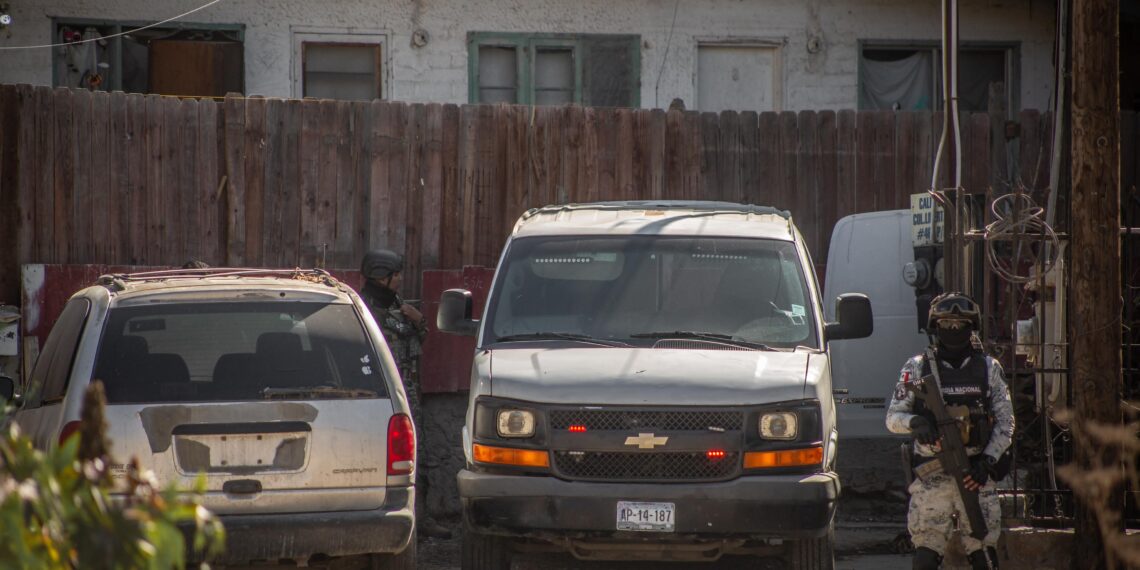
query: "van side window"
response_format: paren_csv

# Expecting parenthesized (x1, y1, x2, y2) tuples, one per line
(25, 299, 92, 407)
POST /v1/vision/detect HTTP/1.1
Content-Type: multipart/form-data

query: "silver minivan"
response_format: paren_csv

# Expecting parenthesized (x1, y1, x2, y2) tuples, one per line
(438, 201, 874, 570)
(1, 268, 416, 567)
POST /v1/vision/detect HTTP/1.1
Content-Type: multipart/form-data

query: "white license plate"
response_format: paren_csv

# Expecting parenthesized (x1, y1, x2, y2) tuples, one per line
(616, 501, 675, 532)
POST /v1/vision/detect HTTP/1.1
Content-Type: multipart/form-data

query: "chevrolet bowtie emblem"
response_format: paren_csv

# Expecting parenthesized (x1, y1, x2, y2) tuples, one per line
(625, 433, 669, 449)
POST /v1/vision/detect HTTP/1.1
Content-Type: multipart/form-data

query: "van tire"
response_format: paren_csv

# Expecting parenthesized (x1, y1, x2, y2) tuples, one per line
(369, 531, 416, 570)
(461, 530, 512, 570)
(786, 524, 835, 570)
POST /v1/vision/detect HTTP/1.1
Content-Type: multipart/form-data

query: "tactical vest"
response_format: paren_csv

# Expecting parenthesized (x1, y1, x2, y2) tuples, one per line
(914, 351, 992, 448)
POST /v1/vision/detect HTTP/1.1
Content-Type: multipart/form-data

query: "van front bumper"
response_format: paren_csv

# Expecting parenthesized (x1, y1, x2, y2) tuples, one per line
(197, 488, 414, 563)
(458, 469, 838, 540)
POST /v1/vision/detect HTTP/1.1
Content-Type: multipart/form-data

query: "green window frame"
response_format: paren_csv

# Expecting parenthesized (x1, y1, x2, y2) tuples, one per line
(468, 32, 641, 107)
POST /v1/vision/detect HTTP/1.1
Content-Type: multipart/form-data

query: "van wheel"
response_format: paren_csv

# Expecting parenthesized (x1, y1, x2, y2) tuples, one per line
(786, 524, 835, 570)
(461, 530, 512, 570)
(369, 531, 416, 570)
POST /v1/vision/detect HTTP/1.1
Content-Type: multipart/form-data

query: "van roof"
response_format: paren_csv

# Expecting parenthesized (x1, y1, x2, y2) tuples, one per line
(513, 201, 796, 240)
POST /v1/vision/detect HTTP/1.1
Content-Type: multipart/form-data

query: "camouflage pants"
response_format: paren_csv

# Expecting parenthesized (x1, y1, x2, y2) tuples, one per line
(399, 365, 430, 516)
(908, 472, 1001, 555)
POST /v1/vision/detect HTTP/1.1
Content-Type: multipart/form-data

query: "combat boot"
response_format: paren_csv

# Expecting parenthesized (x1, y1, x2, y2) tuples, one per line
(967, 546, 999, 569)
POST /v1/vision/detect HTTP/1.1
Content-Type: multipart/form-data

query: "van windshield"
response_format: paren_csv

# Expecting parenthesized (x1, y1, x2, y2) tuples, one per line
(93, 302, 388, 403)
(484, 236, 819, 349)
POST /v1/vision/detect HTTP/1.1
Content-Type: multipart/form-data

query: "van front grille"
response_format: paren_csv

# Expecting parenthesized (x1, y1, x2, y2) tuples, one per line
(553, 451, 740, 482)
(550, 410, 743, 432)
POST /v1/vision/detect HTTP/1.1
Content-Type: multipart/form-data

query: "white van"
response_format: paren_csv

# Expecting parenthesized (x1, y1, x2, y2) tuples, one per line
(824, 210, 928, 439)
(438, 201, 874, 570)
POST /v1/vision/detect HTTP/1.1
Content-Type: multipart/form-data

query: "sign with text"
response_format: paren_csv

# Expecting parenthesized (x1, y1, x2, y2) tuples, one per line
(910, 193, 945, 246)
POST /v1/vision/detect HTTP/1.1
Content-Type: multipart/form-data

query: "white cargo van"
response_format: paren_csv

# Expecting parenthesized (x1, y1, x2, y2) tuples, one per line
(438, 201, 874, 570)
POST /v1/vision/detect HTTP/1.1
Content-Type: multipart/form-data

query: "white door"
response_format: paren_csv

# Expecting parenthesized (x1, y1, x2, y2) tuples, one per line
(697, 44, 781, 113)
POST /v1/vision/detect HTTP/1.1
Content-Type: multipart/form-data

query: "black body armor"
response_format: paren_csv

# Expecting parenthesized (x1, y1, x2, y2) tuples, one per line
(914, 350, 992, 448)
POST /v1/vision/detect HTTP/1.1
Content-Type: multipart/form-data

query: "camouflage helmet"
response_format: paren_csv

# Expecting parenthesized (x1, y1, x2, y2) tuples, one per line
(360, 249, 404, 280)
(927, 291, 981, 331)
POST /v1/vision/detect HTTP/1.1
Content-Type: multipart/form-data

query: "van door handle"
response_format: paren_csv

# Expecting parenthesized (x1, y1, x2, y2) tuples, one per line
(223, 479, 262, 494)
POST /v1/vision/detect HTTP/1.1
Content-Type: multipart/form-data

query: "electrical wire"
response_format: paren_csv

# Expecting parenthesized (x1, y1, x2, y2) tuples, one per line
(983, 192, 1060, 283)
(0, 0, 227, 51)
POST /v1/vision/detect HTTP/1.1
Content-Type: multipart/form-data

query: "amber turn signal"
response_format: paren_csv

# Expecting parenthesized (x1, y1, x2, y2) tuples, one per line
(473, 443, 550, 468)
(743, 446, 824, 469)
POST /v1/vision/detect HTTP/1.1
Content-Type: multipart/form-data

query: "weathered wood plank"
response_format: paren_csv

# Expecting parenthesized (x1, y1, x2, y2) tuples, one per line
(873, 111, 897, 209)
(835, 110, 857, 222)
(1018, 109, 1042, 193)
(403, 103, 426, 296)
(913, 111, 934, 203)
(161, 96, 184, 264)
(12, 85, 36, 268)
(243, 97, 267, 266)
(795, 111, 819, 260)
(967, 113, 991, 198)
(719, 111, 742, 203)
(386, 102, 410, 263)
(421, 103, 444, 273)
(261, 99, 284, 267)
(894, 111, 917, 210)
(738, 111, 760, 206)
(646, 109, 666, 200)
(757, 112, 780, 207)
(368, 100, 390, 255)
(472, 104, 496, 266)
(595, 107, 617, 199)
(125, 93, 146, 264)
(334, 100, 356, 269)
(280, 99, 303, 266)
(854, 110, 877, 213)
(88, 91, 111, 263)
(178, 98, 200, 264)
(616, 108, 635, 198)
(351, 102, 373, 268)
(700, 112, 721, 201)
(664, 108, 684, 199)
(108, 92, 128, 264)
(72, 89, 94, 263)
(314, 99, 339, 268)
(298, 99, 322, 267)
(198, 99, 222, 266)
(777, 111, 798, 213)
(33, 88, 56, 263)
(816, 110, 838, 270)
(54, 88, 76, 263)
(580, 107, 600, 203)
(458, 104, 479, 266)
(440, 104, 462, 268)
(222, 94, 246, 265)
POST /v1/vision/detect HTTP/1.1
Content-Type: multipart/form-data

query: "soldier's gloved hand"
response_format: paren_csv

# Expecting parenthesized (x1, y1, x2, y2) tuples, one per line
(964, 454, 995, 491)
(908, 416, 939, 446)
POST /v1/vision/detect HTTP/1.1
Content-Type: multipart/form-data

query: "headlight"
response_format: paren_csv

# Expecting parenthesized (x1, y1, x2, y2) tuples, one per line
(760, 412, 798, 440)
(497, 409, 536, 438)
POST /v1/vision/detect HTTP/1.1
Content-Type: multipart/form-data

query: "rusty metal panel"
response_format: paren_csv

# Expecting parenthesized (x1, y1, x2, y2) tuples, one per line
(420, 267, 494, 394)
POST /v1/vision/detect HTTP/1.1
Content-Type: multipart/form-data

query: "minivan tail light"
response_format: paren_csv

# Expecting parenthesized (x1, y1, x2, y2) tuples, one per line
(59, 421, 82, 446)
(387, 414, 416, 476)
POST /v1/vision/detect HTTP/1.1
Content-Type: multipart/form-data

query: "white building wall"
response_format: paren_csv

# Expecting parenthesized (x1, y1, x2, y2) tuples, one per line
(0, 0, 1056, 111)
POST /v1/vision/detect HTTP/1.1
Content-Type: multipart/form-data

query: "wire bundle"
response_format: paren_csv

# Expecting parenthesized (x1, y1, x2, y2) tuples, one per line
(983, 192, 1060, 284)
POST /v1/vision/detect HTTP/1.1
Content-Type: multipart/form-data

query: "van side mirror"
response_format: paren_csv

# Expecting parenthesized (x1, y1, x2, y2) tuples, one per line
(438, 289, 479, 337)
(0, 374, 17, 406)
(825, 294, 873, 341)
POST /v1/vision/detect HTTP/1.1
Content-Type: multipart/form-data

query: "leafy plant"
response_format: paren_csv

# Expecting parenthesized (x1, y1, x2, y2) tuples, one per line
(0, 382, 225, 569)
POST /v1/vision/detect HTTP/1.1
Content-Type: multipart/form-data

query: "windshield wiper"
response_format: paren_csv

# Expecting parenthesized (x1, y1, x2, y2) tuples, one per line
(629, 331, 777, 351)
(494, 332, 630, 347)
(262, 386, 379, 400)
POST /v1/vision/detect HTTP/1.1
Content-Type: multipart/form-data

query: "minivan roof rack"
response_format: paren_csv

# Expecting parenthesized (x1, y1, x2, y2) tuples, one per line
(96, 268, 340, 290)
(522, 201, 791, 219)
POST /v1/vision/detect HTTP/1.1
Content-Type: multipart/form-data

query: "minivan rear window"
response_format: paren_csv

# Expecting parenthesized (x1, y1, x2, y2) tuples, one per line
(93, 302, 388, 403)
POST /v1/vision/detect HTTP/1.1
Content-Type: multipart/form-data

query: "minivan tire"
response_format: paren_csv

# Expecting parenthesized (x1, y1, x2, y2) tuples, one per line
(786, 523, 835, 570)
(369, 531, 416, 570)
(461, 530, 512, 570)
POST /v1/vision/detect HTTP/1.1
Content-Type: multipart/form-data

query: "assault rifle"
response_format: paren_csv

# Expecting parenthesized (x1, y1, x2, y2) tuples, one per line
(906, 349, 988, 540)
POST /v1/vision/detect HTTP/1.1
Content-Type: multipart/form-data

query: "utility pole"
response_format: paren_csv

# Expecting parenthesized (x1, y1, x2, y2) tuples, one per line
(1069, 0, 1121, 568)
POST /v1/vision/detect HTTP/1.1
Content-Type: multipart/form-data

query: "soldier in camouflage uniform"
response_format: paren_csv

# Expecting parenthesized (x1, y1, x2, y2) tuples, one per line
(886, 292, 1014, 570)
(360, 249, 452, 540)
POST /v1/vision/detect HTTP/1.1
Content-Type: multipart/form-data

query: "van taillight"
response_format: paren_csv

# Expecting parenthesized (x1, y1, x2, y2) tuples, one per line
(59, 421, 81, 446)
(387, 414, 416, 476)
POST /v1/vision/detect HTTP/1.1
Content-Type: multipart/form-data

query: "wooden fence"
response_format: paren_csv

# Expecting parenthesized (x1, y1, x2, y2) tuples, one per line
(0, 84, 1095, 305)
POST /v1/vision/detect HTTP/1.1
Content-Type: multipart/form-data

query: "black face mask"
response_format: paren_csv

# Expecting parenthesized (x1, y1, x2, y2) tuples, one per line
(936, 325, 973, 352)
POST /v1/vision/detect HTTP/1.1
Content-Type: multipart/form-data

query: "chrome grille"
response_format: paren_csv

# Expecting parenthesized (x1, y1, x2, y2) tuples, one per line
(553, 451, 740, 482)
(550, 410, 743, 431)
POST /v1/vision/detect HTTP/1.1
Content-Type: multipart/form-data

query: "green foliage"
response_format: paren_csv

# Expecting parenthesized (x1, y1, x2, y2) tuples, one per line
(0, 383, 225, 569)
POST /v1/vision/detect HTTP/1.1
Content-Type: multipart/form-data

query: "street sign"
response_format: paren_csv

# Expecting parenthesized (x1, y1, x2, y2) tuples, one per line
(910, 193, 945, 246)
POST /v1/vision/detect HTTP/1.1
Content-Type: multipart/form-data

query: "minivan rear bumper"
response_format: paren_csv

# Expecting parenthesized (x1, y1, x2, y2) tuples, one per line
(199, 488, 414, 563)
(458, 469, 838, 540)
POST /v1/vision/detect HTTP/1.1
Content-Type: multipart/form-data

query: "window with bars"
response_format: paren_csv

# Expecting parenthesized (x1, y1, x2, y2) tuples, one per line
(468, 33, 640, 107)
